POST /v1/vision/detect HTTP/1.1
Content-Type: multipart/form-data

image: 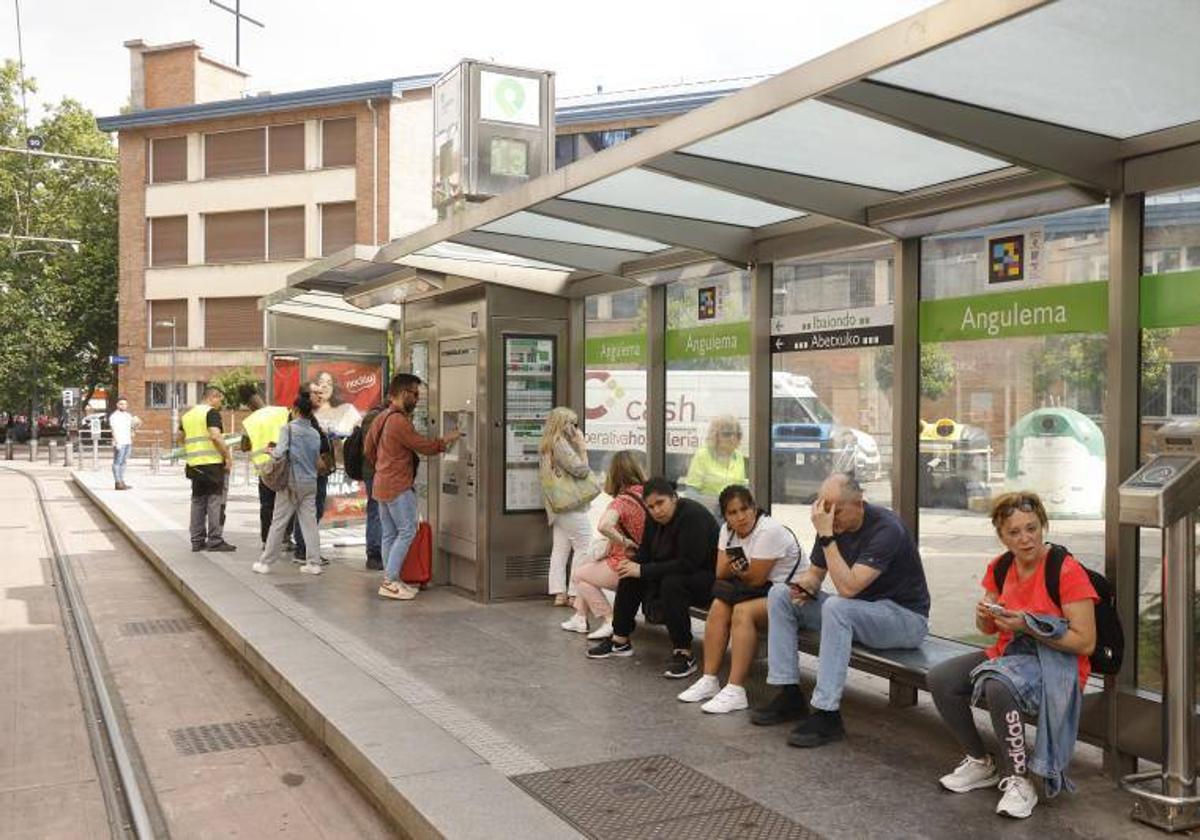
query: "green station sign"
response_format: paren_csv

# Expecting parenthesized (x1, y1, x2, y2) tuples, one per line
(665, 321, 751, 361)
(584, 332, 646, 366)
(919, 281, 1108, 342)
(1141, 270, 1200, 329)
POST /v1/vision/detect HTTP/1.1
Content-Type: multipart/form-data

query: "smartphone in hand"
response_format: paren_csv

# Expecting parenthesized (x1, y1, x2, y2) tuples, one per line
(726, 546, 748, 573)
(985, 602, 1010, 616)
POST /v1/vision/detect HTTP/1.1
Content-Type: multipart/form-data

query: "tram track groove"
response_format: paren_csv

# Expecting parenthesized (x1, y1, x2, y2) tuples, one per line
(2, 466, 163, 839)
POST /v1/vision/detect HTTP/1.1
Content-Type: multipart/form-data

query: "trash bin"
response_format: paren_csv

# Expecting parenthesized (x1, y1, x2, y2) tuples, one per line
(918, 418, 993, 510)
(1006, 407, 1105, 518)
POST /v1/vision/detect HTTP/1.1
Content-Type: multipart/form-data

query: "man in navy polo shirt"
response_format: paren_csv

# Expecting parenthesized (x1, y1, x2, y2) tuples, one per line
(752, 472, 930, 747)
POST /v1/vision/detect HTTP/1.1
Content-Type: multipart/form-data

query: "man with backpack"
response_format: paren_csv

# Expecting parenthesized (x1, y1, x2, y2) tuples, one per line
(364, 373, 460, 600)
(345, 400, 386, 570)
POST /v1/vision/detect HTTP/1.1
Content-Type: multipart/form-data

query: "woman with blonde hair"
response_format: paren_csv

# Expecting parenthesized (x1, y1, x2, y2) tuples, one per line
(540, 407, 600, 606)
(561, 450, 648, 639)
(683, 415, 747, 502)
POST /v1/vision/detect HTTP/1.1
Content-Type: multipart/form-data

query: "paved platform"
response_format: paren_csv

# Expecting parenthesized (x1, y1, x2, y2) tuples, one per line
(73, 464, 1159, 839)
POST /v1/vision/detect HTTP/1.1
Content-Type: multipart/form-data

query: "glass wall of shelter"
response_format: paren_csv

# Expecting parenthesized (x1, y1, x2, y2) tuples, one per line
(579, 190, 1200, 706)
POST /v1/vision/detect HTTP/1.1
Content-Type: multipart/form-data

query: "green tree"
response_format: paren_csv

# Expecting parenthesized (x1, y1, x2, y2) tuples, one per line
(874, 343, 956, 400)
(207, 366, 261, 410)
(1031, 329, 1175, 409)
(0, 60, 117, 416)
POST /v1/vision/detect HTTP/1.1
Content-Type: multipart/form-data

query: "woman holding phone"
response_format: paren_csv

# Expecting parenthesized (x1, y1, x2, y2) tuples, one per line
(926, 491, 1098, 820)
(677, 485, 805, 714)
(539, 407, 600, 607)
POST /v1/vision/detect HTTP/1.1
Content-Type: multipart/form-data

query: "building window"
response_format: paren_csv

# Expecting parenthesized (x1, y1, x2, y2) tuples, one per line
(148, 216, 187, 267)
(150, 136, 187, 183)
(204, 127, 265, 178)
(204, 297, 264, 349)
(148, 300, 187, 349)
(268, 123, 305, 173)
(320, 201, 356, 255)
(321, 118, 356, 167)
(145, 381, 186, 410)
(267, 206, 305, 260)
(204, 209, 266, 263)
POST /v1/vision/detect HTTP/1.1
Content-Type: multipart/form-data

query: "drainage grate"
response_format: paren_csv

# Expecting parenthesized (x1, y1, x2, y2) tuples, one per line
(120, 617, 200, 636)
(170, 717, 301, 756)
(512, 755, 822, 840)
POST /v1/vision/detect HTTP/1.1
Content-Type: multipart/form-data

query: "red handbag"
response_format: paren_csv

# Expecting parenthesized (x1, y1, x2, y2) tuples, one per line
(400, 521, 432, 586)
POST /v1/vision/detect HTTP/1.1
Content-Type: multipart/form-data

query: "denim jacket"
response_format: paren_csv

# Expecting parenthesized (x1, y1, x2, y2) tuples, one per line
(277, 420, 321, 487)
(970, 613, 1081, 798)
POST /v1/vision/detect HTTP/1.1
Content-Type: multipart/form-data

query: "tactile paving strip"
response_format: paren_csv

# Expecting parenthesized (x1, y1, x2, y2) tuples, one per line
(121, 617, 200, 636)
(512, 755, 822, 840)
(170, 717, 301, 756)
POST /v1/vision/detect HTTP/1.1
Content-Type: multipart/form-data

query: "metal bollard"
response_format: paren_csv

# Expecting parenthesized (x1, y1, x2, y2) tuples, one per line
(48, 440, 57, 466)
(4, 438, 11, 460)
(91, 437, 99, 471)
(29, 439, 37, 463)
(64, 437, 73, 468)
(150, 441, 159, 474)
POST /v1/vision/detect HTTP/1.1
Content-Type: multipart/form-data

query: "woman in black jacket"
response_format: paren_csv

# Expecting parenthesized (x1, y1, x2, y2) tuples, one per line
(586, 477, 720, 678)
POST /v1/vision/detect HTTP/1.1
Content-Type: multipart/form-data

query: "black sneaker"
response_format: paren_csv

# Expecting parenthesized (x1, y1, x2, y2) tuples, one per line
(663, 652, 697, 679)
(205, 541, 237, 553)
(365, 555, 383, 571)
(191, 544, 205, 552)
(587, 638, 632, 659)
(787, 709, 845, 748)
(750, 686, 810, 726)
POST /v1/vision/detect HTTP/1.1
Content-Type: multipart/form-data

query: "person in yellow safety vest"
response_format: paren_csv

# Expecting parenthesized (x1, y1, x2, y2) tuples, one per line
(240, 392, 291, 548)
(182, 386, 236, 553)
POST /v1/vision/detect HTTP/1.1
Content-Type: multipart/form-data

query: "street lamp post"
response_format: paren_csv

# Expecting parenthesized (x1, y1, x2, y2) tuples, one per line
(154, 318, 178, 438)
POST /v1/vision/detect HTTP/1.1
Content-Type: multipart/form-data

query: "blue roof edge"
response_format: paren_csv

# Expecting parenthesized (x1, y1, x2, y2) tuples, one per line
(97, 77, 744, 132)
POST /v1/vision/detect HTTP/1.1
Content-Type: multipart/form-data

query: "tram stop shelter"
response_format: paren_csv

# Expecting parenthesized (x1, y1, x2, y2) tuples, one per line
(289, 0, 1200, 798)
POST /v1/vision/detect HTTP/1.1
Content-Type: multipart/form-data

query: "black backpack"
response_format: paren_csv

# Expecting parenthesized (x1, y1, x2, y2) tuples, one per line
(992, 543, 1123, 675)
(343, 424, 366, 481)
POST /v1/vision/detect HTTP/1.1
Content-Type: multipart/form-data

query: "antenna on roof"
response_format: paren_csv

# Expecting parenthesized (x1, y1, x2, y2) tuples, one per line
(207, 0, 265, 67)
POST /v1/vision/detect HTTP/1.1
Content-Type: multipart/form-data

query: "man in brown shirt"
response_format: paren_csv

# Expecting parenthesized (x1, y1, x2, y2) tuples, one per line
(364, 373, 460, 600)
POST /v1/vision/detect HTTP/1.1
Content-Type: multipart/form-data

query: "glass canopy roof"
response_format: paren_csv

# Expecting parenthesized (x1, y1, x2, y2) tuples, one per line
(286, 0, 1200, 302)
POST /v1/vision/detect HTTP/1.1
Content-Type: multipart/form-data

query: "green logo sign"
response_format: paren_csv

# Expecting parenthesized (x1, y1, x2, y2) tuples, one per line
(665, 321, 751, 361)
(585, 333, 646, 366)
(1141, 270, 1200, 328)
(919, 282, 1107, 342)
(494, 77, 526, 119)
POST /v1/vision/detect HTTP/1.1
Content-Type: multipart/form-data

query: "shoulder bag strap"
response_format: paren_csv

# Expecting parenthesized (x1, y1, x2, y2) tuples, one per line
(1044, 543, 1069, 608)
(993, 551, 1015, 594)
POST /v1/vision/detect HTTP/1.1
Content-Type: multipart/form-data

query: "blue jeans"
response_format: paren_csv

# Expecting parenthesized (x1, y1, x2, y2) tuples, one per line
(365, 477, 382, 560)
(112, 444, 131, 484)
(379, 488, 418, 582)
(766, 583, 928, 711)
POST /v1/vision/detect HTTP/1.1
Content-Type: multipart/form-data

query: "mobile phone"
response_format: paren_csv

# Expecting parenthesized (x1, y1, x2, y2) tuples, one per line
(726, 546, 748, 571)
(985, 602, 1009, 615)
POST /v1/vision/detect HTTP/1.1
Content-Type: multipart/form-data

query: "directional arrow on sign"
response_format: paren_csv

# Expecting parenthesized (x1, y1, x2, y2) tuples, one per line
(774, 338, 784, 351)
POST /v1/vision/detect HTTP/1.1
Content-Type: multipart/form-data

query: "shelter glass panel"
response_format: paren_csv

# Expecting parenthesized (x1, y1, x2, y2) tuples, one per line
(1137, 187, 1200, 695)
(918, 204, 1109, 643)
(770, 244, 895, 547)
(584, 287, 648, 476)
(664, 264, 751, 514)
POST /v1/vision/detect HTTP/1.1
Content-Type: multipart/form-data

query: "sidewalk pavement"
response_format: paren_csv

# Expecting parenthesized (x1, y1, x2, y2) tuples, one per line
(73, 463, 1157, 839)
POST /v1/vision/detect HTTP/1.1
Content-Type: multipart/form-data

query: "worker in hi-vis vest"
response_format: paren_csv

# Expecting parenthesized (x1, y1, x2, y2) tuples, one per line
(240, 392, 290, 547)
(181, 386, 236, 553)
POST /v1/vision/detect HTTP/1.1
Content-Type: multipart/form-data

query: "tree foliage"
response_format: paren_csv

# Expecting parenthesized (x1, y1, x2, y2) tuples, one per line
(207, 366, 261, 410)
(874, 343, 956, 400)
(0, 59, 117, 413)
(1031, 329, 1175, 408)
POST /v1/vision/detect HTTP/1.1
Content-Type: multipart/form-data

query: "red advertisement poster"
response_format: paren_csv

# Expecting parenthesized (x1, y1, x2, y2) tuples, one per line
(271, 356, 301, 408)
(305, 358, 385, 415)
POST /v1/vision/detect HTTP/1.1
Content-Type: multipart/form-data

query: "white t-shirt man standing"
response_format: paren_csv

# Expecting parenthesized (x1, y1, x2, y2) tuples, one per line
(109, 398, 141, 490)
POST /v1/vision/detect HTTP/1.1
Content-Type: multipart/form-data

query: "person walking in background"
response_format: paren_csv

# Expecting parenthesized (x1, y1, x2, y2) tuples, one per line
(365, 374, 460, 601)
(240, 391, 290, 549)
(359, 400, 387, 571)
(108, 396, 141, 490)
(181, 387, 236, 553)
(539, 407, 599, 608)
(561, 450, 647, 638)
(253, 392, 325, 576)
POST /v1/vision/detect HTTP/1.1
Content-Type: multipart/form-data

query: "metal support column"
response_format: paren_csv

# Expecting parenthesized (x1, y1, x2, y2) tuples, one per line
(1163, 513, 1197, 798)
(646, 283, 667, 478)
(891, 238, 921, 537)
(567, 297, 586, 422)
(1107, 192, 1143, 778)
(749, 262, 773, 506)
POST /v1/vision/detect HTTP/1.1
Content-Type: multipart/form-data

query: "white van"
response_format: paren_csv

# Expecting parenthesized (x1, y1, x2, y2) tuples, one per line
(584, 369, 877, 501)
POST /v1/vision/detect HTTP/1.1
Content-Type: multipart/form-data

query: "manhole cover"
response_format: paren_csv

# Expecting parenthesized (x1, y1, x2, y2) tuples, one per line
(121, 618, 200, 636)
(170, 717, 301, 756)
(512, 755, 822, 839)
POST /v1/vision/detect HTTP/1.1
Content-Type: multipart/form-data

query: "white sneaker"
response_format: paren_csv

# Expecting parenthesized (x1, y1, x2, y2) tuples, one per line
(299, 563, 322, 575)
(996, 776, 1037, 819)
(701, 684, 749, 714)
(939, 755, 999, 793)
(251, 562, 270, 575)
(587, 620, 614, 640)
(677, 674, 721, 703)
(378, 580, 416, 600)
(560, 614, 589, 634)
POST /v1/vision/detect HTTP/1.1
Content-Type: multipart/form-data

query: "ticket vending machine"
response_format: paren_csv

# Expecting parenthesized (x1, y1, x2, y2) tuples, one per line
(1119, 420, 1200, 831)
(399, 282, 570, 601)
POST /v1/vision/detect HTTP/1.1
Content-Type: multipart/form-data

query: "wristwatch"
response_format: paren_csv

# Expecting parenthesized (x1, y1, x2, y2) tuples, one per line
(817, 534, 836, 548)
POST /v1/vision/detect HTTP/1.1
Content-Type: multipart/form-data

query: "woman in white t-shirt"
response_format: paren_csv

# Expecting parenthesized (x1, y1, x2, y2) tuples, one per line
(677, 485, 805, 714)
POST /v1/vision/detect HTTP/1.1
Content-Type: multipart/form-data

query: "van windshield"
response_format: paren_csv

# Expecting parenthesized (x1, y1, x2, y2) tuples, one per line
(772, 396, 834, 425)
